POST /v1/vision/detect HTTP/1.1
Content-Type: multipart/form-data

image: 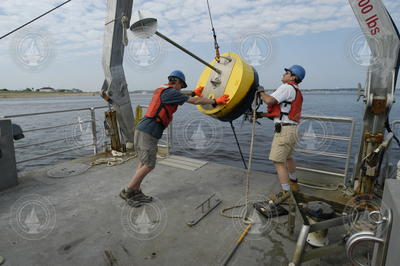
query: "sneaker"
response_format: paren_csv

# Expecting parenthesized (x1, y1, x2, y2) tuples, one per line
(289, 179, 299, 192)
(119, 188, 153, 202)
(268, 190, 290, 203)
(131, 190, 153, 202)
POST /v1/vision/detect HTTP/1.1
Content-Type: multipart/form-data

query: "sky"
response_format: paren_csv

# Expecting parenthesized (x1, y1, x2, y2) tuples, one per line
(0, 0, 399, 91)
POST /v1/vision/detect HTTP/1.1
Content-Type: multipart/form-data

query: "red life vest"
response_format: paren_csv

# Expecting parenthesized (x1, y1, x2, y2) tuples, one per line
(266, 83, 303, 123)
(144, 86, 178, 128)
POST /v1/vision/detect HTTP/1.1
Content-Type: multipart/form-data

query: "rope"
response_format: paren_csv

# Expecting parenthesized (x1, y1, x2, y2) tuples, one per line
(206, 0, 220, 61)
(90, 151, 137, 167)
(220, 194, 290, 218)
(220, 200, 267, 219)
(229, 121, 247, 169)
(0, 0, 72, 40)
(244, 97, 258, 221)
(221, 92, 261, 222)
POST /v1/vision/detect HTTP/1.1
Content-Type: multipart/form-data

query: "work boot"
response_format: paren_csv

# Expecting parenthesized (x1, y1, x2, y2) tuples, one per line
(268, 190, 290, 204)
(289, 179, 299, 192)
(119, 188, 153, 202)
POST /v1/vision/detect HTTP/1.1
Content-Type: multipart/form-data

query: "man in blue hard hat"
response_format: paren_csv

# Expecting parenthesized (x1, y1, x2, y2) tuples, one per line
(258, 65, 305, 202)
(120, 70, 230, 205)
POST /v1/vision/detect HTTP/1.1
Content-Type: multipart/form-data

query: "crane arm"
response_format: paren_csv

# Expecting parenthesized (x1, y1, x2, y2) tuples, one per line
(101, 0, 135, 146)
(349, 0, 400, 192)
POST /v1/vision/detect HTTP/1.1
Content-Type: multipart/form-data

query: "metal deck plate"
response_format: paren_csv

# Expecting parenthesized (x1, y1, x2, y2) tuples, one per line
(187, 193, 222, 227)
(46, 163, 91, 178)
(158, 155, 207, 171)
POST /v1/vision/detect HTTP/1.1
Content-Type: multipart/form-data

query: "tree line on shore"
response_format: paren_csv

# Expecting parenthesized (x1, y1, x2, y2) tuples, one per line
(0, 87, 83, 93)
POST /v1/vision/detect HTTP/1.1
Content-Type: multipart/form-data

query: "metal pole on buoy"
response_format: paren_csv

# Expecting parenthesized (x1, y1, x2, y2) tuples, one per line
(130, 12, 221, 75)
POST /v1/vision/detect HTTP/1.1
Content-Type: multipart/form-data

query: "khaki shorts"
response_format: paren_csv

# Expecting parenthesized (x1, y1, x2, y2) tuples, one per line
(269, 125, 298, 163)
(134, 130, 159, 167)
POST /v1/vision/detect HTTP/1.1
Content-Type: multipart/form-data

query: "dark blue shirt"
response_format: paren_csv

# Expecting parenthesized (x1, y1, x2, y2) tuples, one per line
(136, 88, 189, 139)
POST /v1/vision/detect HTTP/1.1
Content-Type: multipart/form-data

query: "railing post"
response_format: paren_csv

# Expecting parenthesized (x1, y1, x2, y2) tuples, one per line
(344, 118, 356, 184)
(135, 105, 143, 126)
(397, 160, 400, 180)
(90, 108, 98, 154)
(168, 120, 173, 153)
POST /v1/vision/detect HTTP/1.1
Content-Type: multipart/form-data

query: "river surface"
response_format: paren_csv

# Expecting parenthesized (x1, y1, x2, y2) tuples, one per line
(1, 92, 399, 183)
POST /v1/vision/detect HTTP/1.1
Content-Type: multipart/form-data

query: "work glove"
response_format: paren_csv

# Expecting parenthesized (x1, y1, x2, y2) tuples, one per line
(191, 86, 204, 97)
(256, 112, 266, 119)
(257, 85, 265, 93)
(243, 111, 262, 125)
(215, 94, 230, 105)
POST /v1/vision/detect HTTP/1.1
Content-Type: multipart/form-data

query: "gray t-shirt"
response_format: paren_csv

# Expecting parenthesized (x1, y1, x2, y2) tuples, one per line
(136, 87, 189, 139)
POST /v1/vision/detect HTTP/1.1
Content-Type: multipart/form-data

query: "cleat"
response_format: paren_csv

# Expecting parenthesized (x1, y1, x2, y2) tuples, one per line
(289, 179, 299, 192)
(268, 190, 290, 204)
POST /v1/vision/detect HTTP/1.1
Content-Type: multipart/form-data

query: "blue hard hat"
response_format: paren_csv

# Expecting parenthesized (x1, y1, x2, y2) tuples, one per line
(168, 70, 187, 88)
(285, 65, 306, 82)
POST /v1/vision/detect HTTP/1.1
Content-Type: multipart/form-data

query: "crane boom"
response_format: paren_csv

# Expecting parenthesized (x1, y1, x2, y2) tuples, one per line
(101, 0, 135, 146)
(349, 0, 400, 192)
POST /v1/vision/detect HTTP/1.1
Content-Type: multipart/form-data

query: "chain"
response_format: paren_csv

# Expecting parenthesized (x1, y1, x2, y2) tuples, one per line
(229, 121, 247, 169)
(206, 0, 220, 62)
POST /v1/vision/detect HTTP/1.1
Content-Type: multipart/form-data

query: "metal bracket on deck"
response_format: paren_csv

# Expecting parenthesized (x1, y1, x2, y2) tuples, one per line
(345, 209, 392, 266)
(289, 191, 353, 266)
(187, 193, 222, 227)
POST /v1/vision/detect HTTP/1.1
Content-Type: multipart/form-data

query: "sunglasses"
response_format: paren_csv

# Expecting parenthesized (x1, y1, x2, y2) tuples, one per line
(284, 71, 293, 76)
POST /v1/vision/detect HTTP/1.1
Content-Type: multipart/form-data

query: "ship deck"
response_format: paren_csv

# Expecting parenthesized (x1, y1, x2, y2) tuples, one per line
(0, 153, 352, 266)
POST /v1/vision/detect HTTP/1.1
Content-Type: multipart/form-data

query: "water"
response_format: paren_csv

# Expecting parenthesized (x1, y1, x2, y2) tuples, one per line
(1, 93, 400, 182)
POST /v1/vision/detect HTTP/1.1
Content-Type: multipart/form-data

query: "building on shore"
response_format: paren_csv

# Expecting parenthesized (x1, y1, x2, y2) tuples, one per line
(39, 87, 56, 92)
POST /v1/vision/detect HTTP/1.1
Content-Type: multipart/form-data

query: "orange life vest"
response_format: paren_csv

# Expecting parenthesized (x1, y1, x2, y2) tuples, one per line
(266, 83, 303, 123)
(144, 86, 178, 128)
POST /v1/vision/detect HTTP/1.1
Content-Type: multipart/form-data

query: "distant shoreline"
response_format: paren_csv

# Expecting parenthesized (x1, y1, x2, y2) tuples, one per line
(1, 89, 398, 98)
(0, 92, 100, 98)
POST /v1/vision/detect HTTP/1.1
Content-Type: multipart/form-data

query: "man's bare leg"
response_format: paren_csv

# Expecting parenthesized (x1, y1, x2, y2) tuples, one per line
(287, 157, 296, 174)
(286, 157, 299, 191)
(273, 161, 290, 186)
(269, 161, 291, 201)
(127, 163, 154, 190)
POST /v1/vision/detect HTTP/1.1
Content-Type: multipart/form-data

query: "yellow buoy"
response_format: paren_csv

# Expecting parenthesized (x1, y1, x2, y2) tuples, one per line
(196, 52, 259, 122)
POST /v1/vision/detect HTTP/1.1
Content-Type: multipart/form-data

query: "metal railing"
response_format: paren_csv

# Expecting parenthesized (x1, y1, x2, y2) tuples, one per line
(3, 105, 356, 177)
(295, 115, 356, 184)
(3, 106, 109, 164)
(2, 104, 173, 166)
